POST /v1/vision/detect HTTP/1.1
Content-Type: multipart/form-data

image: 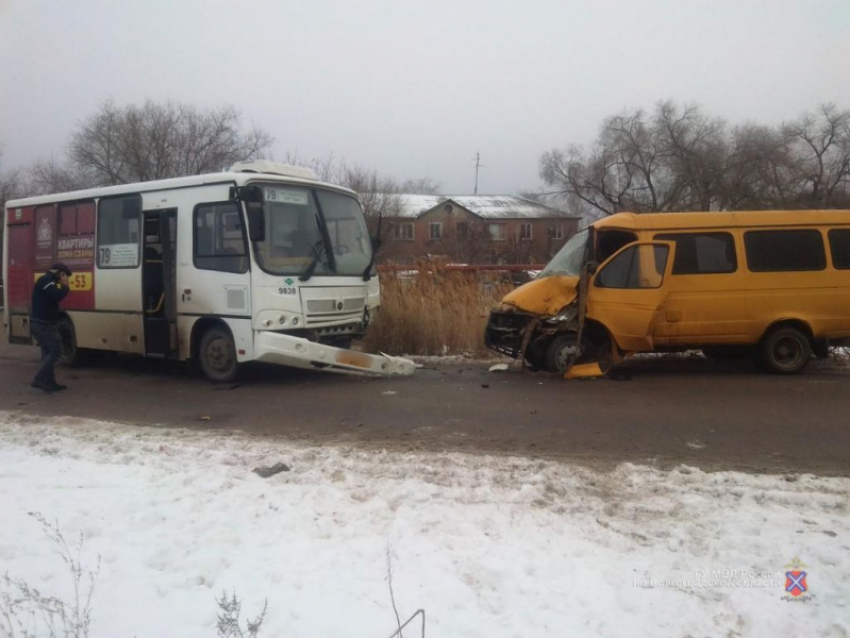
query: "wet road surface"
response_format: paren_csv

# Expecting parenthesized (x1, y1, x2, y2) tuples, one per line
(1, 342, 848, 476)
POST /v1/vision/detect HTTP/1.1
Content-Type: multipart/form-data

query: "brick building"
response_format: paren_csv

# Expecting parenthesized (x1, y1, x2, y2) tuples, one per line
(379, 195, 581, 265)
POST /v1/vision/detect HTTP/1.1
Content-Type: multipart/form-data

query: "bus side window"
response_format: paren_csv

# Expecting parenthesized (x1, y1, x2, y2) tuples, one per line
(98, 195, 142, 268)
(193, 203, 248, 274)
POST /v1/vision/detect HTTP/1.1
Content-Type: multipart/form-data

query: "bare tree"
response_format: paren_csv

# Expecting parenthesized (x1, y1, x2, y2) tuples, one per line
(722, 123, 794, 210)
(0, 147, 22, 257)
(29, 158, 94, 194)
(654, 101, 727, 211)
(341, 164, 402, 220)
(67, 100, 273, 186)
(400, 176, 441, 194)
(541, 100, 850, 217)
(0, 148, 21, 208)
(444, 222, 492, 264)
(782, 104, 850, 208)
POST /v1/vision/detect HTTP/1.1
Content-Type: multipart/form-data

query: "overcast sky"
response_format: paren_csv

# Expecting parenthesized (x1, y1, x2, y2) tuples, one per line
(2, 0, 850, 195)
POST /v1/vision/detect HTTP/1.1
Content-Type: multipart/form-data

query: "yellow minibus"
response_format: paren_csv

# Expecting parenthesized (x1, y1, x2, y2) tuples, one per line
(485, 210, 850, 376)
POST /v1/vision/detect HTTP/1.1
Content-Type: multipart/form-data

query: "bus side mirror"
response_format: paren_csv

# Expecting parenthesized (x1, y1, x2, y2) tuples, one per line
(246, 202, 265, 242)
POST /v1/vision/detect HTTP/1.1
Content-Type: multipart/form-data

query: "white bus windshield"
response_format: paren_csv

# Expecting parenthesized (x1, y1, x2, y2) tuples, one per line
(315, 190, 372, 276)
(538, 229, 589, 278)
(251, 186, 372, 277)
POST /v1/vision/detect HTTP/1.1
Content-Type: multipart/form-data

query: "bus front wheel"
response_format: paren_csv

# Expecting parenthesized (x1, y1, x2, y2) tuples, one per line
(199, 327, 240, 383)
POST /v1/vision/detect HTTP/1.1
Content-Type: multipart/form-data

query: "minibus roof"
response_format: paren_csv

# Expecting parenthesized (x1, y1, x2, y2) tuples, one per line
(594, 210, 850, 231)
(4, 171, 357, 209)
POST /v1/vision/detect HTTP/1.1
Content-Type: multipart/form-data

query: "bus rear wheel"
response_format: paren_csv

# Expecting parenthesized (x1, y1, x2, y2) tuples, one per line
(199, 327, 240, 383)
(758, 327, 811, 375)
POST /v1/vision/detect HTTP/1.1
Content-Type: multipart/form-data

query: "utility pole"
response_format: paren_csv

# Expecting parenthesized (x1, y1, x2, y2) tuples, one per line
(474, 152, 482, 195)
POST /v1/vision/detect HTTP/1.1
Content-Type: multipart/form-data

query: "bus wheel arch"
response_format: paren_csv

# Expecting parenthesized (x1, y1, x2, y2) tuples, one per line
(756, 319, 813, 374)
(192, 318, 240, 383)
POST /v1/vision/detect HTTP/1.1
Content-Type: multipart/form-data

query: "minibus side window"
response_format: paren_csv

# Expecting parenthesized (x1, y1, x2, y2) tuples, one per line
(597, 230, 637, 263)
(654, 232, 736, 274)
(744, 230, 826, 272)
(596, 244, 669, 289)
(828, 230, 850, 269)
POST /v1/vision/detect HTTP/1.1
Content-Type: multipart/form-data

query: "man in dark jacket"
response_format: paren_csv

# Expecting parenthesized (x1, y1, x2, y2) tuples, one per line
(30, 263, 72, 392)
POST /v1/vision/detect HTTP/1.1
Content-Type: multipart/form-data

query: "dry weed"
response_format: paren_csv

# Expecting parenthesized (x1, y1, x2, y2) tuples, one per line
(363, 265, 514, 357)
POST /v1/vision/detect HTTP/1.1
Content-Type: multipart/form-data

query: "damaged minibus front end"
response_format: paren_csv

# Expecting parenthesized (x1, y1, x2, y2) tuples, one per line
(484, 228, 619, 378)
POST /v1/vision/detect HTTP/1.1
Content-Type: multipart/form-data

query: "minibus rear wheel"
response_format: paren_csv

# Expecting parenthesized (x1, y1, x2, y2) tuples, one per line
(758, 327, 811, 375)
(199, 326, 240, 383)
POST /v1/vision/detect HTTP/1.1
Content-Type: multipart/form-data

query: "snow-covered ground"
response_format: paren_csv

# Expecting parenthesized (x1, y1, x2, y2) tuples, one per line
(0, 412, 847, 638)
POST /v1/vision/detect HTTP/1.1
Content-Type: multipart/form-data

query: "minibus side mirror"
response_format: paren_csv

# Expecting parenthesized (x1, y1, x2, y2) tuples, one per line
(246, 202, 265, 242)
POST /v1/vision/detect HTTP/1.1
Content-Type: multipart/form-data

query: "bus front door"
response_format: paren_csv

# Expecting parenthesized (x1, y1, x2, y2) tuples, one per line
(142, 209, 177, 356)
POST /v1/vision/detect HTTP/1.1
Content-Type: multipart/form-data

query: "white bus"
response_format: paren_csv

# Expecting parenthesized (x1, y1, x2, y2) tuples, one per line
(3, 161, 413, 381)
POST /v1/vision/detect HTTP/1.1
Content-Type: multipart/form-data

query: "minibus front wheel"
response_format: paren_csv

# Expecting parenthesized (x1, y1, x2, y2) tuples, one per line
(546, 333, 584, 375)
(198, 326, 240, 383)
(758, 327, 811, 375)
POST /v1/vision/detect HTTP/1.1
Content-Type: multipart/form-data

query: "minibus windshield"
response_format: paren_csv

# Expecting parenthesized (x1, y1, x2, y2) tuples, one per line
(538, 229, 589, 278)
(252, 186, 372, 277)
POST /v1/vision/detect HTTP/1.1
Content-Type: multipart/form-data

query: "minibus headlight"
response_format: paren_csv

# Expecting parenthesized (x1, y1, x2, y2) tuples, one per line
(545, 303, 578, 325)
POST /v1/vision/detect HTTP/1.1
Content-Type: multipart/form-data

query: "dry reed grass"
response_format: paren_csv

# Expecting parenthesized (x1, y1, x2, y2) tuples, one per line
(362, 265, 515, 357)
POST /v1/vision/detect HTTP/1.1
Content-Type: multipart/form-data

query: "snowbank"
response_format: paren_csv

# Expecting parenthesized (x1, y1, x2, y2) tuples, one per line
(0, 412, 847, 637)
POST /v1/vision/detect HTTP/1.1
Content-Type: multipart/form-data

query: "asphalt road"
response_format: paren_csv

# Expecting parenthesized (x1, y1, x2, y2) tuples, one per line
(1, 341, 849, 476)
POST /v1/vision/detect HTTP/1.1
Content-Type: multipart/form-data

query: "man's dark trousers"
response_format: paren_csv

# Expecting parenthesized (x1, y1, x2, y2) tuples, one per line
(30, 319, 62, 385)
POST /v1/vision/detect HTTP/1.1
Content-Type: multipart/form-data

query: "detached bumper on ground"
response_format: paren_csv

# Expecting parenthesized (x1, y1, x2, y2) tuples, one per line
(254, 331, 415, 376)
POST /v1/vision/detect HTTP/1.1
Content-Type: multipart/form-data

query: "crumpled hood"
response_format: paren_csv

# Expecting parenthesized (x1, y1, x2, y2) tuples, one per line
(501, 275, 578, 316)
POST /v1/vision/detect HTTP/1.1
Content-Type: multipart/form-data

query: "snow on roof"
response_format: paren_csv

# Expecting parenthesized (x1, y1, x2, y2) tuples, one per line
(396, 194, 445, 218)
(393, 194, 576, 220)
